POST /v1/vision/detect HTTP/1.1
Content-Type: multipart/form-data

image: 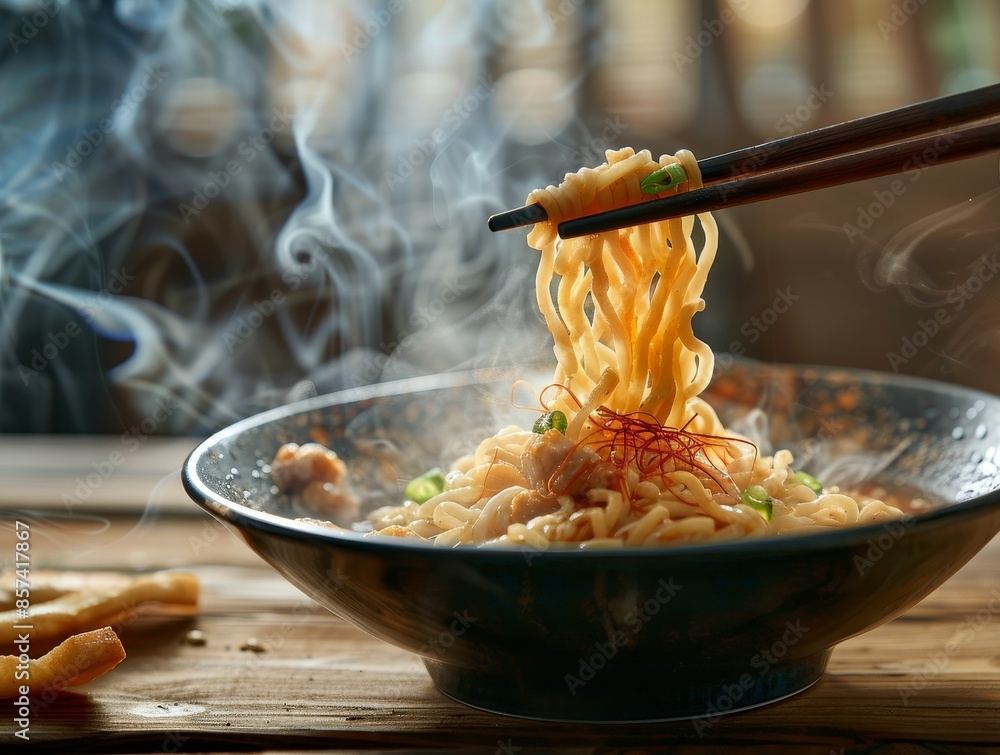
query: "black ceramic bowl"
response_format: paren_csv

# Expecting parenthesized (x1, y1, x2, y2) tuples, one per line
(182, 361, 1000, 722)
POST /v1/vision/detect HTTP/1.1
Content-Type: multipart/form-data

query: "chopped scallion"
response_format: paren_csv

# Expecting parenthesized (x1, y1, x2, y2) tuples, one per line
(533, 410, 568, 435)
(404, 467, 446, 503)
(640, 163, 687, 194)
(740, 484, 773, 522)
(793, 471, 823, 494)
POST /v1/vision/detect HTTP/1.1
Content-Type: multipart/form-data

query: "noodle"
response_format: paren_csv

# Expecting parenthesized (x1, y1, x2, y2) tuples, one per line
(364, 148, 908, 547)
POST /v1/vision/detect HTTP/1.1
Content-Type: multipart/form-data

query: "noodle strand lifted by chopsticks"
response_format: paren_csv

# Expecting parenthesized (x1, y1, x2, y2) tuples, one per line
(365, 148, 907, 547)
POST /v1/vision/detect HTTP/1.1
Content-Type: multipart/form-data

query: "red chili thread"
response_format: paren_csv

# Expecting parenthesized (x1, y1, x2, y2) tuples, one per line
(583, 407, 755, 496)
(529, 387, 756, 501)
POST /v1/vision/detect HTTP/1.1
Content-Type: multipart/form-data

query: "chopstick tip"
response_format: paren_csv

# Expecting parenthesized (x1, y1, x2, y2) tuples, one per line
(488, 203, 548, 232)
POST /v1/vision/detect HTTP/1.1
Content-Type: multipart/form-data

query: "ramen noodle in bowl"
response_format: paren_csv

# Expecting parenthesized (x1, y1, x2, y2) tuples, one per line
(285, 148, 908, 548)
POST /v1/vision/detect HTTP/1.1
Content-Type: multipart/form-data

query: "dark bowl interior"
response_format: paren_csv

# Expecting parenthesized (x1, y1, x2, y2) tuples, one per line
(183, 361, 1000, 722)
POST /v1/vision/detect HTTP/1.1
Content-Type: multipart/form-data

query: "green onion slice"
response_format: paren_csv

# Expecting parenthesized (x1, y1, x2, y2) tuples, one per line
(793, 470, 823, 494)
(404, 467, 447, 503)
(532, 410, 568, 435)
(640, 163, 687, 194)
(740, 484, 773, 522)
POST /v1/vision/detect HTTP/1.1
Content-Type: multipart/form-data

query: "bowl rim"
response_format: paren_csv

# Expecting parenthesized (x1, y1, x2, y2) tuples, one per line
(182, 361, 1000, 560)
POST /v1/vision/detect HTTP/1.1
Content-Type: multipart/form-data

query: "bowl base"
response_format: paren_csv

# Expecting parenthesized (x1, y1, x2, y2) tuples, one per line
(423, 649, 831, 723)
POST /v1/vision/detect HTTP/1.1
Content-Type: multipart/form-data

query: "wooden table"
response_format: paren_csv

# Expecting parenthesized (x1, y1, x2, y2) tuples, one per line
(3, 436, 1000, 753)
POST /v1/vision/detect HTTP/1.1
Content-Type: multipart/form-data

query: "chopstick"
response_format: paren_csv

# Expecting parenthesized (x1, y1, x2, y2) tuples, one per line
(561, 119, 999, 238)
(487, 82, 1000, 238)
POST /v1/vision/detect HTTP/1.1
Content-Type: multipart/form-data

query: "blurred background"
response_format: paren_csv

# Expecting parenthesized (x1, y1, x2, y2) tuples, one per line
(2, 0, 999, 436)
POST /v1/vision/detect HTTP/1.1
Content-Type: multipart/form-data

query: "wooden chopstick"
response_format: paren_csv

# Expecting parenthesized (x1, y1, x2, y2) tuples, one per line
(487, 82, 1000, 236)
(695, 82, 1000, 183)
(560, 118, 999, 238)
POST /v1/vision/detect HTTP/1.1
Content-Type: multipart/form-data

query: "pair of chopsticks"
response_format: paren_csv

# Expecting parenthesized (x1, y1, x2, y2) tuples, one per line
(488, 83, 1000, 239)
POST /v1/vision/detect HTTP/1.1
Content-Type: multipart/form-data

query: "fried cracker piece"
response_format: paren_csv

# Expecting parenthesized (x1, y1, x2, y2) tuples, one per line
(0, 570, 200, 645)
(0, 626, 126, 698)
(0, 570, 136, 610)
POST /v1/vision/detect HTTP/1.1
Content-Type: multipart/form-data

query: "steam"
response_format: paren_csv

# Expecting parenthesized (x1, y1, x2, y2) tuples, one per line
(856, 186, 1000, 307)
(0, 0, 600, 434)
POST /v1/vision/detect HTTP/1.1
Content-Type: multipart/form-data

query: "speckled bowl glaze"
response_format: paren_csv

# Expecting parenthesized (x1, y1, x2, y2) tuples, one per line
(182, 361, 1000, 722)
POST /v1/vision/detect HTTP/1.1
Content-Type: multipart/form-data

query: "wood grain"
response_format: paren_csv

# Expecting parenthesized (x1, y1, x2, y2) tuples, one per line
(5, 531, 1000, 751)
(0, 436, 198, 514)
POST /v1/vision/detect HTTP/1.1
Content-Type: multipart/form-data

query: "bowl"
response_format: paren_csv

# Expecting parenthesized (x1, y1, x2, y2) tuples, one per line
(182, 361, 1000, 722)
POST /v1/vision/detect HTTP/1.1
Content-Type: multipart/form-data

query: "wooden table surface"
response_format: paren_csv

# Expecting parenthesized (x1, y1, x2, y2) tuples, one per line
(3, 436, 1000, 753)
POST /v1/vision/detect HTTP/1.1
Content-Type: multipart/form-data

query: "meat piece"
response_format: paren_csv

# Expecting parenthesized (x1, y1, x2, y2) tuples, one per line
(271, 442, 347, 489)
(521, 430, 575, 490)
(520, 430, 617, 498)
(509, 489, 563, 525)
(271, 442, 357, 516)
